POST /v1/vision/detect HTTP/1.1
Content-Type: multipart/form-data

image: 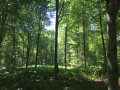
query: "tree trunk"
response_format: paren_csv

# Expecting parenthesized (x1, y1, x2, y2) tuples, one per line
(45, 50, 48, 65)
(0, 3, 8, 45)
(77, 23, 79, 64)
(22, 38, 24, 67)
(0, 1, 8, 65)
(51, 32, 54, 65)
(64, 24, 67, 69)
(35, 15, 41, 69)
(0, 45, 2, 65)
(99, 8, 107, 71)
(40, 49, 43, 65)
(83, 14, 86, 68)
(26, 31, 30, 69)
(106, 0, 120, 90)
(77, 49, 79, 63)
(51, 38, 53, 65)
(12, 29, 16, 66)
(54, 0, 59, 79)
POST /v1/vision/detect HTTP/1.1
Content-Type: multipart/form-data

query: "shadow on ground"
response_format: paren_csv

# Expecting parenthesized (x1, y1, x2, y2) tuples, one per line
(0, 77, 107, 90)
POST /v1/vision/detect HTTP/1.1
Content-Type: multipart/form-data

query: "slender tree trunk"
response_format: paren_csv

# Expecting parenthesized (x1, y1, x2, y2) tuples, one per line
(0, 2, 8, 65)
(106, 0, 120, 90)
(0, 17, 6, 45)
(77, 23, 79, 63)
(55, 0, 59, 79)
(35, 15, 41, 69)
(51, 39, 53, 65)
(0, 45, 2, 65)
(58, 43, 60, 65)
(12, 29, 16, 66)
(0, 3, 8, 45)
(22, 38, 24, 67)
(64, 24, 67, 69)
(45, 50, 48, 65)
(51, 33, 54, 65)
(83, 14, 86, 68)
(99, 8, 107, 71)
(26, 31, 30, 69)
(40, 49, 43, 65)
(77, 49, 79, 62)
(69, 52, 71, 65)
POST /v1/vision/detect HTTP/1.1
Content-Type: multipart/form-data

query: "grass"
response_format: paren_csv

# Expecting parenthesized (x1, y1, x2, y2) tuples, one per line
(0, 65, 107, 90)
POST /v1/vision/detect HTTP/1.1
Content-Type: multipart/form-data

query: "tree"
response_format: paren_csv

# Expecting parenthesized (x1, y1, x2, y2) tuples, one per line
(35, 14, 41, 69)
(98, 7, 107, 71)
(35, 0, 49, 69)
(64, 23, 68, 69)
(106, 0, 120, 90)
(35, 5, 42, 69)
(0, 0, 8, 45)
(54, 0, 69, 77)
(22, 36, 24, 67)
(26, 30, 30, 69)
(55, 0, 59, 78)
(82, 12, 86, 68)
(12, 28, 16, 66)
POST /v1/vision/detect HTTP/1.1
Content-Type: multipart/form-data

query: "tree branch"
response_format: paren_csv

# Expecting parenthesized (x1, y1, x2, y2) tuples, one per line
(58, 1, 71, 23)
(58, 1, 64, 18)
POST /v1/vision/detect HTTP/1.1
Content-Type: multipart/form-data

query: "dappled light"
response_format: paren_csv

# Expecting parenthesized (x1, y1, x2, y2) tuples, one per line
(0, 0, 120, 90)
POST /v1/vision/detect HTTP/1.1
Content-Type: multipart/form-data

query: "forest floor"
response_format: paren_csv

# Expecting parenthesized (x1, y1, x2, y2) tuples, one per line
(0, 77, 107, 90)
(0, 66, 108, 90)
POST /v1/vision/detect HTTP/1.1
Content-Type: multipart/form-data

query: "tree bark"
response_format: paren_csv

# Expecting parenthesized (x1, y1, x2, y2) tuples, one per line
(106, 0, 120, 90)
(55, 0, 59, 79)
(99, 8, 107, 71)
(64, 24, 68, 69)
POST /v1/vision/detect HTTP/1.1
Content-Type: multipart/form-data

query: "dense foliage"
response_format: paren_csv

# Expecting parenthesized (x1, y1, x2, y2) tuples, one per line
(0, 0, 120, 89)
(0, 0, 109, 69)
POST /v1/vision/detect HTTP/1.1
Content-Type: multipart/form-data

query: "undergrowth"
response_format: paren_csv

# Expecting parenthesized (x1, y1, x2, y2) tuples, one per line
(0, 65, 107, 90)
